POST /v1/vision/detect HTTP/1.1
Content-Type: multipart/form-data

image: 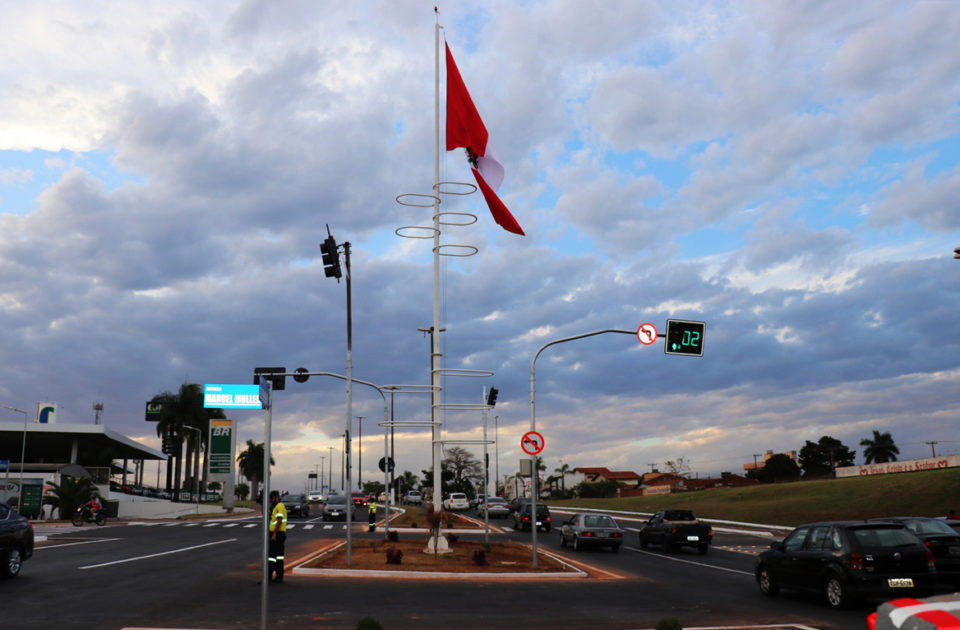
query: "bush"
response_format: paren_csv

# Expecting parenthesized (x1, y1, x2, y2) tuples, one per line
(356, 617, 384, 630)
(387, 530, 399, 542)
(472, 550, 487, 566)
(385, 548, 403, 565)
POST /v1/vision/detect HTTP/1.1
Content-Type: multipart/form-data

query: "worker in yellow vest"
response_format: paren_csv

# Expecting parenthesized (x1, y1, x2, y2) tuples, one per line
(368, 500, 377, 531)
(268, 490, 287, 583)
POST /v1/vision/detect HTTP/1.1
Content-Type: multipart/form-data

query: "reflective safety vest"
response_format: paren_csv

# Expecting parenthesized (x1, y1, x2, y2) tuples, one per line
(368, 502, 377, 513)
(270, 501, 287, 532)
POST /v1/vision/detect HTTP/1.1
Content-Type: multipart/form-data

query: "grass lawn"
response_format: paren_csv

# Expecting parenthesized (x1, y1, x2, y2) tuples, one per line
(544, 467, 960, 526)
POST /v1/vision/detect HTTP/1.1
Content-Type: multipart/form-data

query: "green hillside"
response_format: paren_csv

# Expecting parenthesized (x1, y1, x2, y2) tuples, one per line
(547, 467, 960, 527)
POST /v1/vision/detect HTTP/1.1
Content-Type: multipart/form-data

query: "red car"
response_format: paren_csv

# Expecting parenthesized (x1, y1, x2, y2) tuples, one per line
(351, 492, 367, 508)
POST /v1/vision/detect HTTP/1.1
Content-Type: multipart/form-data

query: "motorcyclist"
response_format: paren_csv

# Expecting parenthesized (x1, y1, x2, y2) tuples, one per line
(87, 494, 102, 516)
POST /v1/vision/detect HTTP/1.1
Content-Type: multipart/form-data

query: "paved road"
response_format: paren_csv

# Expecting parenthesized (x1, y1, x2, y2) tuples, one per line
(6, 506, 874, 630)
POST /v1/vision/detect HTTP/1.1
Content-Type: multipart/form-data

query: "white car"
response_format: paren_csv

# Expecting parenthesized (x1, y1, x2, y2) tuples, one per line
(307, 491, 324, 503)
(443, 492, 469, 511)
(403, 490, 422, 505)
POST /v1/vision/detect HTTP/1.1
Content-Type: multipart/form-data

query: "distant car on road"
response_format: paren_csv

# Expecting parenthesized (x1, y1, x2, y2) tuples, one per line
(403, 490, 422, 505)
(754, 520, 936, 609)
(638, 509, 713, 554)
(0, 503, 33, 578)
(280, 494, 310, 518)
(559, 513, 625, 552)
(471, 494, 485, 511)
(322, 494, 348, 521)
(351, 492, 367, 508)
(513, 503, 551, 532)
(442, 492, 469, 512)
(307, 491, 324, 503)
(480, 497, 510, 519)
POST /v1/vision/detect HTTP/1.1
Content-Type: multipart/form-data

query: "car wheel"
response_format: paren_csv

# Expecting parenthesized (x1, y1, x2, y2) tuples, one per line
(757, 565, 779, 596)
(559, 532, 567, 547)
(639, 536, 648, 549)
(2, 546, 23, 578)
(573, 535, 581, 551)
(825, 575, 848, 609)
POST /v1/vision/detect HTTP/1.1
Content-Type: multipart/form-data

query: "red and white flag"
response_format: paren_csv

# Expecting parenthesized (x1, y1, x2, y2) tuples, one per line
(445, 43, 525, 236)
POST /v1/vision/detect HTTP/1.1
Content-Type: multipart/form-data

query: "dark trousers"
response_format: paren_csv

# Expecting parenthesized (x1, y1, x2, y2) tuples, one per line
(269, 531, 286, 582)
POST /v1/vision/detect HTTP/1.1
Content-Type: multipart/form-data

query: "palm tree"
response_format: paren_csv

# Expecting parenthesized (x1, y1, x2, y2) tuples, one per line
(151, 383, 226, 500)
(237, 440, 274, 501)
(554, 462, 572, 495)
(860, 430, 900, 464)
(44, 476, 97, 520)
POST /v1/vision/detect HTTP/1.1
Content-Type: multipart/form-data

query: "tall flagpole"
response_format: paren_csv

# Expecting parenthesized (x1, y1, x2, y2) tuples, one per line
(431, 15, 443, 537)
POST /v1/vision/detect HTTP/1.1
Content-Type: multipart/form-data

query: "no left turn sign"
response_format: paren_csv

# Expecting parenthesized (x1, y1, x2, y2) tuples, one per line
(637, 323, 658, 345)
(521, 431, 545, 455)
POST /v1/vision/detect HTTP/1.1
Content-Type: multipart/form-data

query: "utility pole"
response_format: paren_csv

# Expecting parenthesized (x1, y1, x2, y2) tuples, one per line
(356, 416, 365, 491)
(926, 441, 939, 457)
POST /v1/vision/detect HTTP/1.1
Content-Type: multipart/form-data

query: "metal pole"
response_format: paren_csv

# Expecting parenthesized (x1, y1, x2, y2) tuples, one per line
(344, 241, 353, 565)
(529, 329, 635, 566)
(431, 19, 444, 544)
(494, 415, 499, 496)
(483, 391, 490, 543)
(328, 446, 334, 496)
(356, 416, 365, 491)
(259, 380, 272, 630)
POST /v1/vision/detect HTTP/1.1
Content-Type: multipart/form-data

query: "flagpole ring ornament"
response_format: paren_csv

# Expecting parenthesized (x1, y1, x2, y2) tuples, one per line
(435, 180, 477, 196)
(395, 192, 440, 208)
(434, 244, 478, 257)
(395, 225, 440, 239)
(436, 211, 478, 227)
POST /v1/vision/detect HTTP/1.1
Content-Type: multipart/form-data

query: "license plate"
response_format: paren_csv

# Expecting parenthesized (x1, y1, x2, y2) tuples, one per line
(888, 578, 914, 588)
(687, 535, 699, 542)
(535, 521, 542, 526)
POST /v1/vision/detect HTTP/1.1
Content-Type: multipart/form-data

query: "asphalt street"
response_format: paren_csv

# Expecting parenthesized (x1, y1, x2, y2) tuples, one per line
(6, 505, 874, 630)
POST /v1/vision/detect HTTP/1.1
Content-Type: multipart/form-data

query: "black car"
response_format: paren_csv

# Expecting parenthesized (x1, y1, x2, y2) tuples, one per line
(513, 503, 551, 532)
(871, 517, 960, 588)
(755, 520, 936, 609)
(1, 503, 34, 578)
(280, 494, 310, 518)
(508, 497, 531, 513)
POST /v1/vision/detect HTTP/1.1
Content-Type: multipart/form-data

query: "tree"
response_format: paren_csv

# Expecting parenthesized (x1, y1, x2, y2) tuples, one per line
(362, 480, 385, 497)
(237, 440, 274, 501)
(235, 482, 250, 501)
(44, 476, 97, 519)
(860, 430, 900, 464)
(151, 383, 225, 500)
(757, 453, 801, 482)
(799, 436, 856, 476)
(554, 462, 572, 495)
(665, 457, 691, 477)
(443, 447, 483, 495)
(573, 479, 620, 498)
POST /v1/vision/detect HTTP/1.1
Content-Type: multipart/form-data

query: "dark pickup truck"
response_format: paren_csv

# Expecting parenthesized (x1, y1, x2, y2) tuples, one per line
(638, 509, 713, 554)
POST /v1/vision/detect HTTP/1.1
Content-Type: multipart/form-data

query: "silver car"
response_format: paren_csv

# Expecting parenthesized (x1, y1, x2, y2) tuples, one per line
(322, 494, 349, 521)
(480, 496, 510, 519)
(559, 513, 625, 552)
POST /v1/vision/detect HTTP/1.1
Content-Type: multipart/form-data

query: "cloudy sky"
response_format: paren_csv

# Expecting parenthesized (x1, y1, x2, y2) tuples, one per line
(2, 1, 959, 495)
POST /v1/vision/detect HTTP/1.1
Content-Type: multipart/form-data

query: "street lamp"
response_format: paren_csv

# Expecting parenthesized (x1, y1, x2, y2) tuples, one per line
(3, 405, 28, 513)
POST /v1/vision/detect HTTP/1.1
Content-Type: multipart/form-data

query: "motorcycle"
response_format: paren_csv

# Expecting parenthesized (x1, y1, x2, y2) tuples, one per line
(72, 503, 106, 526)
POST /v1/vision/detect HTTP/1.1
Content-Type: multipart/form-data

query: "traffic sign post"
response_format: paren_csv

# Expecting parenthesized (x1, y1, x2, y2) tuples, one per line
(521, 431, 545, 455)
(637, 323, 658, 345)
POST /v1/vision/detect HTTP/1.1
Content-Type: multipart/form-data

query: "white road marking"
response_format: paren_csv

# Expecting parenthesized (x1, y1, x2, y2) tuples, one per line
(36, 538, 121, 550)
(79, 538, 238, 570)
(624, 546, 753, 576)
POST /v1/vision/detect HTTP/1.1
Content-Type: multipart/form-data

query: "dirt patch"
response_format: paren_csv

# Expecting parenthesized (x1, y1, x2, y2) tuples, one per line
(387, 506, 485, 529)
(298, 538, 578, 574)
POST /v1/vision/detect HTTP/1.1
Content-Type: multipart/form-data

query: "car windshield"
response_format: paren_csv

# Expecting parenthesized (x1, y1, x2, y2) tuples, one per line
(851, 526, 918, 547)
(904, 518, 958, 535)
(451, 493, 466, 499)
(326, 496, 347, 505)
(584, 515, 617, 528)
(487, 498, 506, 504)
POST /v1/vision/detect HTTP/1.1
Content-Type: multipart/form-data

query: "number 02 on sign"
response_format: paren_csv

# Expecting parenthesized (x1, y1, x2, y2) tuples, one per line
(664, 319, 705, 357)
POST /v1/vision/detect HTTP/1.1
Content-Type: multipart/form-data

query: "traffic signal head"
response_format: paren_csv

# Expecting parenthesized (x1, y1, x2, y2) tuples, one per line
(486, 387, 498, 407)
(320, 236, 342, 280)
(254, 367, 287, 391)
(664, 319, 705, 356)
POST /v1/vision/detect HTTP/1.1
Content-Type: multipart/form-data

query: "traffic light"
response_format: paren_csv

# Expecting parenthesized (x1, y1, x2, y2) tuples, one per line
(664, 319, 705, 356)
(320, 236, 342, 280)
(486, 387, 498, 407)
(254, 367, 287, 391)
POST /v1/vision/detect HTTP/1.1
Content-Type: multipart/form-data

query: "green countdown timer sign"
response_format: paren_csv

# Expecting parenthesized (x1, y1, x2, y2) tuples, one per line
(664, 319, 705, 356)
